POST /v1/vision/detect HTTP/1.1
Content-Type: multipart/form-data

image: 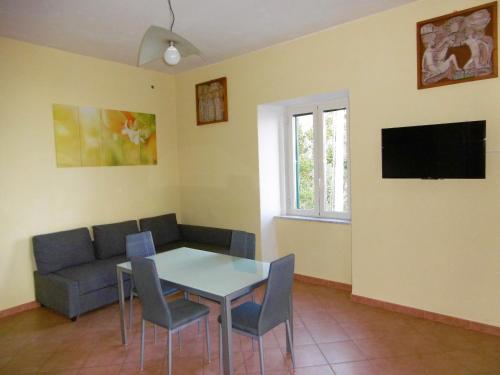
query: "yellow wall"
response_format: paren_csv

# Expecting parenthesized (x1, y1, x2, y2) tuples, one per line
(2, 0, 499, 327)
(276, 219, 351, 284)
(176, 0, 500, 327)
(0, 37, 179, 311)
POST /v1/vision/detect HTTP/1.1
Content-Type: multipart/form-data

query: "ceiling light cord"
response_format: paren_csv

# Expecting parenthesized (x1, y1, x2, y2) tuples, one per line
(167, 0, 175, 31)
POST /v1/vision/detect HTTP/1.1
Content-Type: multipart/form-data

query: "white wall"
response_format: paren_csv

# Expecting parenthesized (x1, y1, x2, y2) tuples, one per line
(257, 105, 284, 260)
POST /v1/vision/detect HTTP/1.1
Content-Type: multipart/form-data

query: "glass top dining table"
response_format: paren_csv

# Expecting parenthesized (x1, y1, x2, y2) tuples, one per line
(116, 247, 275, 375)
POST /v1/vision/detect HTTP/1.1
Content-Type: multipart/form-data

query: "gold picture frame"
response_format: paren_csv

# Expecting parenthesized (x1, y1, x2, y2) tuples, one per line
(195, 77, 228, 125)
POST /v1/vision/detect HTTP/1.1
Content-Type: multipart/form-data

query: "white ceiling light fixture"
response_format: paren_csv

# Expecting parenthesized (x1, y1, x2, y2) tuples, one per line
(137, 0, 199, 67)
(164, 41, 181, 65)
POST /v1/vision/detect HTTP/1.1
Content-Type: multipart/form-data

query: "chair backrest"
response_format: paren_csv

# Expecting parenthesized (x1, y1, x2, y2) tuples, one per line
(126, 231, 156, 259)
(257, 254, 295, 335)
(130, 257, 172, 328)
(229, 231, 256, 260)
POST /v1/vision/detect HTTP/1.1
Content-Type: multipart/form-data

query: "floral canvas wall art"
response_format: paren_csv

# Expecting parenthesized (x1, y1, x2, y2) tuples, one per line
(417, 2, 497, 89)
(53, 104, 157, 167)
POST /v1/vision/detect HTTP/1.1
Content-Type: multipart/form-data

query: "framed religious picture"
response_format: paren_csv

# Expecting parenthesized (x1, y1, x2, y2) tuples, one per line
(417, 1, 497, 89)
(195, 77, 228, 125)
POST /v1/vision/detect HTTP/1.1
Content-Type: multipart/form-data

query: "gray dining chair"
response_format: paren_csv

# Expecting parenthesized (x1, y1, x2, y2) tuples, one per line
(131, 256, 211, 375)
(229, 230, 256, 260)
(196, 231, 256, 304)
(126, 231, 179, 329)
(218, 253, 295, 375)
(194, 231, 256, 335)
(229, 231, 256, 303)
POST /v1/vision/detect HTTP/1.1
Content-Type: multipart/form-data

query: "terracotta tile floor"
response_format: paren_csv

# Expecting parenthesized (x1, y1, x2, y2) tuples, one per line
(0, 282, 499, 374)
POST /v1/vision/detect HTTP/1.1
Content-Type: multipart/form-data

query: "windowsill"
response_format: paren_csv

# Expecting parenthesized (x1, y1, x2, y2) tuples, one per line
(274, 215, 351, 225)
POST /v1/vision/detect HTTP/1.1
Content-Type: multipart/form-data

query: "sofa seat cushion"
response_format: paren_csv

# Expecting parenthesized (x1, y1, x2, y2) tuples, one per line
(93, 220, 139, 259)
(157, 241, 228, 254)
(139, 214, 180, 247)
(33, 228, 96, 274)
(55, 255, 128, 295)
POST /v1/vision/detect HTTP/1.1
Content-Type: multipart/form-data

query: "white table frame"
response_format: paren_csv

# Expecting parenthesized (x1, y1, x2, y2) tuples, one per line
(116, 248, 292, 375)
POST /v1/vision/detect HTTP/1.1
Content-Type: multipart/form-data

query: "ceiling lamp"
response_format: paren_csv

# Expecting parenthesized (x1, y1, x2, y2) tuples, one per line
(164, 41, 181, 65)
(137, 0, 200, 67)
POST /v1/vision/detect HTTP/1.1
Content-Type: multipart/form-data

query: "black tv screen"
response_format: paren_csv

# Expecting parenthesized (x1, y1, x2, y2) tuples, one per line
(382, 121, 485, 179)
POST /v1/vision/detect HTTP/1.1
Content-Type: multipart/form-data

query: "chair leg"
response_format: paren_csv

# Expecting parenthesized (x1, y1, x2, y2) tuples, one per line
(251, 337, 255, 351)
(168, 330, 172, 375)
(219, 324, 223, 372)
(178, 330, 181, 350)
(153, 324, 157, 344)
(285, 320, 295, 368)
(258, 336, 265, 375)
(129, 289, 134, 329)
(197, 295, 202, 334)
(140, 319, 145, 370)
(205, 316, 211, 363)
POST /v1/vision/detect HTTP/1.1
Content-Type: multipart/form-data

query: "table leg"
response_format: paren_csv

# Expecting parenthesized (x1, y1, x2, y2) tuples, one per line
(220, 296, 233, 375)
(117, 268, 127, 345)
(286, 294, 293, 353)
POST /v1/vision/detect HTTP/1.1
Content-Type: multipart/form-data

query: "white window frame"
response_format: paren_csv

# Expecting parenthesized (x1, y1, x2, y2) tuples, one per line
(284, 98, 350, 220)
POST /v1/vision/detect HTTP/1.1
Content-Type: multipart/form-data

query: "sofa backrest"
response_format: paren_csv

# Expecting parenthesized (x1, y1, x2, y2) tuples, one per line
(93, 220, 139, 259)
(33, 228, 96, 274)
(178, 224, 232, 248)
(139, 214, 181, 247)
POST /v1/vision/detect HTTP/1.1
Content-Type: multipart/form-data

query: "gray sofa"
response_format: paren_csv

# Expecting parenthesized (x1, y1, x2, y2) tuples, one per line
(33, 213, 255, 320)
(140, 214, 255, 258)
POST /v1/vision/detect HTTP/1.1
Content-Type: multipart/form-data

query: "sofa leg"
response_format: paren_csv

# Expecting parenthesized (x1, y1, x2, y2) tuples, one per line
(70, 316, 77, 322)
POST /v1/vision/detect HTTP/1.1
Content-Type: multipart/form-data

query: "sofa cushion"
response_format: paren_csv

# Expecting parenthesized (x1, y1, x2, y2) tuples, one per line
(55, 255, 128, 295)
(93, 220, 139, 259)
(139, 214, 180, 247)
(157, 241, 228, 254)
(33, 228, 96, 274)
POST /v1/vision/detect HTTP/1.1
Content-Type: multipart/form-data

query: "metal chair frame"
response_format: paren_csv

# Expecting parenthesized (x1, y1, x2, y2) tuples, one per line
(140, 314, 211, 375)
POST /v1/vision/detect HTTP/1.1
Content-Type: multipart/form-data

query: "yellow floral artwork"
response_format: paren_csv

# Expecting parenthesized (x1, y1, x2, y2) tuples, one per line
(52, 104, 157, 167)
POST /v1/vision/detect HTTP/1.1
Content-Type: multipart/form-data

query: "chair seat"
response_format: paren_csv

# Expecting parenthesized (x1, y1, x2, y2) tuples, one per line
(217, 301, 261, 336)
(160, 280, 179, 296)
(169, 299, 210, 330)
(132, 280, 178, 297)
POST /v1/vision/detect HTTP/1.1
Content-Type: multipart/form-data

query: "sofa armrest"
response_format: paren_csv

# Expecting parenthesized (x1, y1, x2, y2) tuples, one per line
(34, 271, 80, 319)
(178, 224, 232, 248)
(230, 231, 256, 260)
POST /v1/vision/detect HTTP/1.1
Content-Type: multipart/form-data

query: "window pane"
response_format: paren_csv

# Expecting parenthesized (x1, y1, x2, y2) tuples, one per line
(293, 113, 315, 210)
(323, 108, 348, 212)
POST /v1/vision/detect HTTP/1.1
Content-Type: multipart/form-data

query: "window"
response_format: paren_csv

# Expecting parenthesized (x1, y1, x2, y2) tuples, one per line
(284, 98, 350, 220)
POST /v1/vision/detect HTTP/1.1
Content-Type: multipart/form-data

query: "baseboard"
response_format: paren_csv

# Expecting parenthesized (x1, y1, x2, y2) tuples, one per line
(2, 286, 498, 338)
(0, 301, 40, 319)
(352, 294, 500, 337)
(294, 273, 352, 291)
(293, 273, 499, 337)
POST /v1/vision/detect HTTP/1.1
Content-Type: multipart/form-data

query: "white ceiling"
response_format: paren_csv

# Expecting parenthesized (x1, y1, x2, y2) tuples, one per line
(0, 0, 415, 74)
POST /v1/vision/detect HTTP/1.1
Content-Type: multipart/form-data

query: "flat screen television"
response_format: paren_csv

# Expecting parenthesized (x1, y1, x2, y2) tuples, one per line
(382, 121, 485, 179)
